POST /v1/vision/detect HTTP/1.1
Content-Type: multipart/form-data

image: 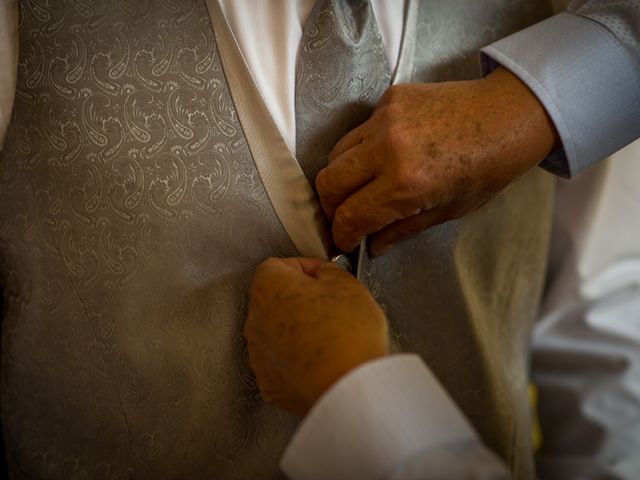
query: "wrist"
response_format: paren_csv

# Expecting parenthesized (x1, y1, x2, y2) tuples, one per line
(484, 66, 559, 169)
(301, 347, 390, 415)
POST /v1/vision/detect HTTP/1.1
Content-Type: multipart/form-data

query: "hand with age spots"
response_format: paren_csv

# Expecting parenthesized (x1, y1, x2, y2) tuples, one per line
(243, 257, 388, 416)
(315, 67, 559, 256)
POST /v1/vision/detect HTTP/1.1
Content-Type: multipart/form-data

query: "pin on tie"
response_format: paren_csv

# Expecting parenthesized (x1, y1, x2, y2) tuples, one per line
(331, 254, 352, 272)
(330, 238, 368, 278)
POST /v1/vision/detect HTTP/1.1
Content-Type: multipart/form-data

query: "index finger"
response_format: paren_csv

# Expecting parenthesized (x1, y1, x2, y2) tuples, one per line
(331, 179, 413, 252)
(253, 257, 328, 283)
(316, 144, 376, 220)
(248, 257, 324, 326)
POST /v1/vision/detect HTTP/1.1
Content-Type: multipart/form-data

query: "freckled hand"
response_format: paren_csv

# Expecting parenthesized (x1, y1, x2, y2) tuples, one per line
(315, 66, 559, 256)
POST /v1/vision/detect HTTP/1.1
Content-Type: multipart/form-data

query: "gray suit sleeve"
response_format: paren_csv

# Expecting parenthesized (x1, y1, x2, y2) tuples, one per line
(481, 1, 640, 178)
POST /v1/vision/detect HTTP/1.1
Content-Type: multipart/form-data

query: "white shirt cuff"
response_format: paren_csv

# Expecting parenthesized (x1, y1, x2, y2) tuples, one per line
(280, 354, 485, 480)
(481, 13, 640, 178)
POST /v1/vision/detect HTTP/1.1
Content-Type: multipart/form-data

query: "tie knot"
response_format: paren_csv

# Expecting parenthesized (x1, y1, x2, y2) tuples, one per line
(303, 0, 376, 51)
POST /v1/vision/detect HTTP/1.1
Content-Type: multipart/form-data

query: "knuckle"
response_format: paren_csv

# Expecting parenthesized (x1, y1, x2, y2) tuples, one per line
(254, 258, 272, 277)
(315, 168, 330, 194)
(385, 124, 411, 154)
(382, 84, 403, 104)
(386, 97, 404, 117)
(392, 168, 422, 193)
(334, 204, 359, 232)
(261, 256, 280, 268)
(333, 209, 360, 251)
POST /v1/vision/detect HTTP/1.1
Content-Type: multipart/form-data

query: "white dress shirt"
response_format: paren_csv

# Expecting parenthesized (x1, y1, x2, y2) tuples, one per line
(217, 0, 405, 155)
(1, 1, 639, 479)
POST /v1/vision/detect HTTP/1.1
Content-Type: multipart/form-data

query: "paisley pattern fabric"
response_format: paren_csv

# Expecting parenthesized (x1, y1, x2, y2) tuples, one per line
(0, 0, 554, 479)
(406, 0, 554, 83)
(295, 0, 390, 182)
(0, 1, 298, 478)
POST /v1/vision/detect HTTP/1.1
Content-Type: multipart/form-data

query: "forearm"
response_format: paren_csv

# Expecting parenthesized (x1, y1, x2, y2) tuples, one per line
(483, 66, 559, 170)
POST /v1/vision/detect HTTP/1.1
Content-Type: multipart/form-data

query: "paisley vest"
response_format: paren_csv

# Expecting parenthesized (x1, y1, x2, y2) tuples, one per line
(0, 0, 554, 478)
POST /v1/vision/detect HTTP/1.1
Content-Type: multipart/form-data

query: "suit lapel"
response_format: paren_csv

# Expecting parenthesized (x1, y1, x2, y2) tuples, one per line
(205, 0, 333, 259)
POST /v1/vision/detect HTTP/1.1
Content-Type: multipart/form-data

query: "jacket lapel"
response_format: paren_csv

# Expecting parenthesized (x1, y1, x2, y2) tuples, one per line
(205, 0, 333, 259)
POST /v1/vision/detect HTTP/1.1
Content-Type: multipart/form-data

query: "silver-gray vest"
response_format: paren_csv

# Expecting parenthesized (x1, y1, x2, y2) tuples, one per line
(0, 1, 554, 478)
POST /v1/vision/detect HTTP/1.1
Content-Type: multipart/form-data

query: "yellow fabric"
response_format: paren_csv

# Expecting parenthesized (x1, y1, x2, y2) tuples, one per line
(529, 383, 542, 452)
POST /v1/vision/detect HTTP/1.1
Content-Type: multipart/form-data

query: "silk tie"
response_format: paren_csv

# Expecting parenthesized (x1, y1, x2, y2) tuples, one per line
(295, 0, 391, 183)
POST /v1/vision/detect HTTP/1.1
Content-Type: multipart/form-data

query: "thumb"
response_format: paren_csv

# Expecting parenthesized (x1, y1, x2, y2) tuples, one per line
(313, 261, 358, 284)
(255, 257, 326, 278)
